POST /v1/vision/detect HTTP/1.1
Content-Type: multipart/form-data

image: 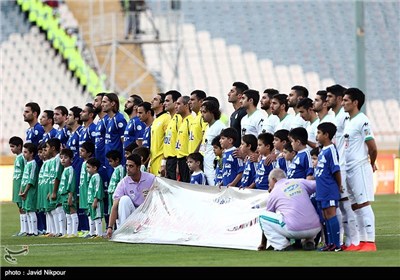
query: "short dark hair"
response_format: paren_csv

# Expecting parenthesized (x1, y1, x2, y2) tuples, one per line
(273, 129, 289, 142)
(263, 88, 279, 98)
(317, 122, 337, 140)
(211, 135, 222, 148)
(257, 133, 274, 150)
(158, 93, 166, 104)
(272, 94, 289, 112)
(297, 97, 314, 110)
(130, 94, 143, 106)
(220, 127, 238, 143)
(54, 105, 68, 116)
(81, 141, 95, 156)
(316, 90, 328, 102)
(87, 157, 101, 169)
(344, 87, 365, 110)
(85, 103, 97, 119)
(69, 106, 83, 125)
(165, 90, 181, 102)
(138, 101, 154, 116)
(126, 153, 142, 167)
(133, 146, 150, 163)
(187, 152, 204, 170)
(203, 96, 219, 107)
(9, 136, 23, 147)
(23, 143, 37, 156)
(47, 138, 61, 152)
(283, 142, 294, 153)
(25, 102, 41, 117)
(125, 141, 138, 153)
(38, 141, 47, 150)
(291, 85, 309, 98)
(289, 127, 308, 145)
(232, 82, 249, 94)
(60, 148, 74, 159)
(241, 134, 258, 152)
(326, 84, 347, 97)
(243, 89, 260, 107)
(43, 110, 54, 125)
(106, 150, 122, 161)
(190, 90, 207, 100)
(310, 147, 320, 157)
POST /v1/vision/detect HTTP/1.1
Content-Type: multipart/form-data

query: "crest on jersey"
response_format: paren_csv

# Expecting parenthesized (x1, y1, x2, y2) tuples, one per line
(363, 122, 371, 136)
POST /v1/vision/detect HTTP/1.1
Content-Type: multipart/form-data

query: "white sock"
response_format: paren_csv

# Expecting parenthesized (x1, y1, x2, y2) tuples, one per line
(359, 205, 375, 242)
(339, 200, 359, 246)
(26, 213, 33, 234)
(22, 213, 29, 233)
(336, 207, 344, 245)
(89, 217, 96, 236)
(95, 218, 103, 236)
(51, 209, 59, 234)
(45, 212, 50, 234)
(66, 214, 72, 235)
(28, 212, 38, 235)
(19, 214, 25, 233)
(56, 206, 66, 235)
(354, 208, 367, 242)
(71, 213, 79, 236)
(47, 212, 55, 234)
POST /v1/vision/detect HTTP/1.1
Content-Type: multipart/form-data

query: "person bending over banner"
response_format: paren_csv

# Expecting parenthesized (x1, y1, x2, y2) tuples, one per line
(258, 168, 321, 251)
(106, 154, 155, 238)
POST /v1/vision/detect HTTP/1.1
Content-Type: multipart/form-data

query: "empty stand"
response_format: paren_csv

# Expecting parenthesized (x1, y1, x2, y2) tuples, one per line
(1, 25, 91, 154)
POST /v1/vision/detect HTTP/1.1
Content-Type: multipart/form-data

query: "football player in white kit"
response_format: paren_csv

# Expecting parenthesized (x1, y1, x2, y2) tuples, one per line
(342, 87, 378, 252)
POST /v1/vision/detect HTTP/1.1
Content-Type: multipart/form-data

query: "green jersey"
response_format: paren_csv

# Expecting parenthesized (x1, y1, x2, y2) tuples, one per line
(12, 153, 25, 204)
(47, 154, 64, 208)
(21, 160, 39, 212)
(108, 165, 125, 194)
(37, 159, 49, 211)
(58, 166, 77, 213)
(79, 161, 90, 209)
(107, 164, 125, 213)
(87, 173, 105, 220)
(87, 173, 104, 203)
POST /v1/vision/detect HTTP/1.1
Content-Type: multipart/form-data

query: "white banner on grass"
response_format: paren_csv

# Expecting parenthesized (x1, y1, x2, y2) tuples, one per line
(111, 177, 269, 251)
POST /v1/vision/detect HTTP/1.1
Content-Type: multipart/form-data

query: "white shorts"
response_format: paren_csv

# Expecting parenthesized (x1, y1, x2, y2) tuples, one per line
(346, 162, 374, 204)
(117, 196, 136, 227)
(340, 168, 350, 199)
(259, 211, 321, 251)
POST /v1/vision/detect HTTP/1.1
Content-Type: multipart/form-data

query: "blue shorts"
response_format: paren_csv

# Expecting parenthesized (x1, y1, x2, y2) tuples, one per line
(317, 200, 338, 210)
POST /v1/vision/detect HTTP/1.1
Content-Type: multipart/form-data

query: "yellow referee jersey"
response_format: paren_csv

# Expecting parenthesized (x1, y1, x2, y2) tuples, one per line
(188, 111, 207, 153)
(163, 113, 182, 158)
(149, 112, 170, 175)
(176, 114, 194, 158)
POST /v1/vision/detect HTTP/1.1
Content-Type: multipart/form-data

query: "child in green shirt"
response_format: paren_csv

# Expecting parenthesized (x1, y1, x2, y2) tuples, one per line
(59, 148, 78, 237)
(86, 158, 105, 238)
(9, 136, 27, 236)
(20, 143, 39, 236)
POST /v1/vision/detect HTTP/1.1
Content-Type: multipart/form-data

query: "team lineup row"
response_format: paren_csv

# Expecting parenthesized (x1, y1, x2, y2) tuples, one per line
(10, 82, 377, 252)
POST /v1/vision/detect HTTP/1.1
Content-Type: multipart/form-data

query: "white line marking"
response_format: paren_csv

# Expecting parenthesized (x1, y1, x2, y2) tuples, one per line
(1, 242, 107, 247)
(1, 234, 399, 248)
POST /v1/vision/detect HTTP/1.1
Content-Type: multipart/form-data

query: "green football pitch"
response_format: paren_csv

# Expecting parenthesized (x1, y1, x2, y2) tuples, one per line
(1, 195, 399, 268)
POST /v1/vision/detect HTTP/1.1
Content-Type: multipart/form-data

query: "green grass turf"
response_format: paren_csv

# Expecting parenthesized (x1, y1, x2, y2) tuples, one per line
(1, 195, 399, 267)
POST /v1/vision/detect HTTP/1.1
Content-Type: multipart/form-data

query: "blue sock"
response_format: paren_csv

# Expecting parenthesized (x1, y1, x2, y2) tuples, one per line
(325, 216, 340, 247)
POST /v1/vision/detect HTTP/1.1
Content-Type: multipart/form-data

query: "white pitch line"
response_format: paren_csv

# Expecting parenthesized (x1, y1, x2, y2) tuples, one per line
(1, 234, 399, 248)
(1, 242, 107, 247)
